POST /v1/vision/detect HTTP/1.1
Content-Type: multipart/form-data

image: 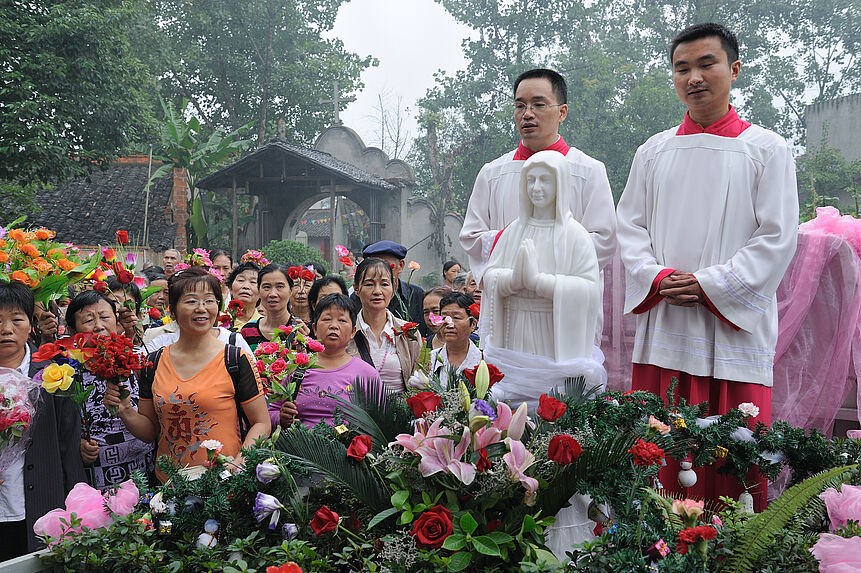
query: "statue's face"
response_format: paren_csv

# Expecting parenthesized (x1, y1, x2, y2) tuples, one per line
(525, 164, 556, 210)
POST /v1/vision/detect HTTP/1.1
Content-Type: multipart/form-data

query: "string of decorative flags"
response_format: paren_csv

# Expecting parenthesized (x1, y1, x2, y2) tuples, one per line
(298, 209, 366, 225)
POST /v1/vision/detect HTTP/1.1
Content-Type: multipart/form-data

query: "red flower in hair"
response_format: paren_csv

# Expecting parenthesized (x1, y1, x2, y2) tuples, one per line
(468, 302, 480, 318)
(300, 269, 316, 282)
(116, 230, 129, 245)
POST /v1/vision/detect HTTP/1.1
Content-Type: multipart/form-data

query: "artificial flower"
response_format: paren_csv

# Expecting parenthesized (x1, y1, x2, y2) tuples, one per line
(537, 394, 567, 422)
(105, 480, 139, 515)
(411, 505, 453, 549)
(40, 363, 76, 393)
(116, 230, 129, 245)
(256, 459, 281, 484)
(629, 439, 664, 466)
(254, 492, 287, 530)
(673, 418, 687, 430)
(228, 299, 244, 312)
(346, 435, 372, 462)
(819, 484, 861, 531)
(503, 437, 538, 502)
(310, 505, 339, 535)
(648, 415, 671, 435)
(462, 362, 504, 389)
(715, 445, 728, 458)
(407, 260, 420, 271)
(468, 302, 480, 318)
(407, 391, 442, 418)
(306, 339, 325, 353)
(148, 308, 161, 320)
(294, 353, 309, 366)
(810, 533, 861, 571)
(476, 448, 491, 472)
(335, 244, 349, 257)
(548, 434, 583, 465)
(267, 562, 303, 573)
(35, 228, 54, 241)
(737, 402, 760, 418)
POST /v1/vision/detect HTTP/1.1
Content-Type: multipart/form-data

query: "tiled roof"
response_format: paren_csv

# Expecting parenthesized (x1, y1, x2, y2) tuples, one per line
(29, 158, 177, 251)
(196, 140, 399, 191)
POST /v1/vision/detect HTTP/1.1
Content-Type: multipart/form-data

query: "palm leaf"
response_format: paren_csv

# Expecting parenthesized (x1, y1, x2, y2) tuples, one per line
(328, 376, 414, 450)
(536, 432, 636, 516)
(723, 464, 857, 573)
(642, 488, 727, 533)
(275, 426, 389, 513)
(550, 376, 602, 409)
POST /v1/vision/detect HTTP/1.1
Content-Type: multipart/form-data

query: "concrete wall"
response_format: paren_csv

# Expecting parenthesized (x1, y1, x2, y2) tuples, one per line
(806, 93, 861, 161)
(402, 198, 468, 288)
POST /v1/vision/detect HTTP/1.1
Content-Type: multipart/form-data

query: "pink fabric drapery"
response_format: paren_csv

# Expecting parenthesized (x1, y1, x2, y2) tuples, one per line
(600, 206, 861, 435)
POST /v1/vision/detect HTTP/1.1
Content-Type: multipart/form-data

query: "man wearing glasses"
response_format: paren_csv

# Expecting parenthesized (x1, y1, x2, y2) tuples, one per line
(460, 68, 616, 288)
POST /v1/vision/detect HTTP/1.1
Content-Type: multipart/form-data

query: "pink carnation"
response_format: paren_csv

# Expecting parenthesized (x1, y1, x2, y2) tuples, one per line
(260, 341, 279, 355)
(306, 339, 325, 353)
(295, 353, 309, 366)
(820, 484, 861, 531)
(810, 533, 861, 571)
(105, 480, 139, 516)
(255, 360, 266, 374)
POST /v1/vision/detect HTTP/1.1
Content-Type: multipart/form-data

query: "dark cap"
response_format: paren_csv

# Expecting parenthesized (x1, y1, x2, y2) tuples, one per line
(362, 240, 407, 260)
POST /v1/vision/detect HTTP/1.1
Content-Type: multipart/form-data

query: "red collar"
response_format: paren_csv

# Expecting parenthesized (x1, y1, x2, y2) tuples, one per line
(513, 136, 570, 160)
(676, 105, 751, 137)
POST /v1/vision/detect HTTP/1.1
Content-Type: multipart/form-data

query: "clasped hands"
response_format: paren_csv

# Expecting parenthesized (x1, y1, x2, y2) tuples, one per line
(510, 239, 541, 292)
(659, 270, 703, 307)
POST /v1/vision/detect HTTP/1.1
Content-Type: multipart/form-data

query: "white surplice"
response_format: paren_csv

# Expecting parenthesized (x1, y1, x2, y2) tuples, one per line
(616, 125, 798, 386)
(460, 145, 617, 284)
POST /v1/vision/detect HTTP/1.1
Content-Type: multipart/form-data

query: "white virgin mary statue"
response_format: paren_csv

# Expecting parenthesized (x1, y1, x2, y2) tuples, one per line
(482, 150, 607, 411)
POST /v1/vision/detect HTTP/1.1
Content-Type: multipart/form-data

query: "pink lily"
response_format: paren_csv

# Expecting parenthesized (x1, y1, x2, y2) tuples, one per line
(493, 402, 529, 440)
(415, 420, 476, 485)
(502, 437, 538, 502)
(474, 426, 502, 449)
(390, 419, 430, 454)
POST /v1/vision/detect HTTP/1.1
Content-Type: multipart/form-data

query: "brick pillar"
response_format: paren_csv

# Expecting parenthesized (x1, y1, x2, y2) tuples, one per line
(172, 167, 189, 252)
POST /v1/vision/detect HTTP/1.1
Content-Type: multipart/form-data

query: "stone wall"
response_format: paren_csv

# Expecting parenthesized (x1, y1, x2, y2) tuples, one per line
(806, 93, 861, 161)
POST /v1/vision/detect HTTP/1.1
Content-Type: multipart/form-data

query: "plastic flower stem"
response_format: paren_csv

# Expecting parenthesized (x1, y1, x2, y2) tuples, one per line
(366, 453, 387, 486)
(627, 464, 642, 516)
(337, 522, 367, 545)
(635, 486, 647, 555)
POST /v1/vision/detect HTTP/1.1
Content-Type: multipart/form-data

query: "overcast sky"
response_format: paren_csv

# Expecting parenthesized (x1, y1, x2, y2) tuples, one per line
(326, 0, 474, 155)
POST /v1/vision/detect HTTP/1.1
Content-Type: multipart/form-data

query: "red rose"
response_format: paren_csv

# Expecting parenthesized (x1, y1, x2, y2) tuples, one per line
(406, 391, 442, 418)
(269, 358, 288, 374)
(294, 352, 310, 366)
(410, 505, 453, 549)
(468, 302, 480, 318)
(287, 266, 301, 280)
(300, 269, 316, 282)
(117, 269, 134, 284)
(548, 435, 583, 465)
(116, 230, 129, 245)
(266, 563, 302, 573)
(93, 280, 108, 293)
(476, 448, 491, 472)
(228, 299, 244, 311)
(346, 435, 372, 462)
(628, 439, 665, 467)
(462, 363, 504, 388)
(310, 505, 340, 535)
(147, 307, 161, 320)
(537, 394, 567, 422)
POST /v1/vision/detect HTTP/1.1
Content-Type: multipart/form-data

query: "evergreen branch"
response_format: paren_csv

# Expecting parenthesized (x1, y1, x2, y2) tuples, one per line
(723, 464, 857, 573)
(328, 376, 414, 450)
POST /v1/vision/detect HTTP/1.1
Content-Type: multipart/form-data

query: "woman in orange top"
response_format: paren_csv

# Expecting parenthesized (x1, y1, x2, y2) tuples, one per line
(105, 267, 270, 481)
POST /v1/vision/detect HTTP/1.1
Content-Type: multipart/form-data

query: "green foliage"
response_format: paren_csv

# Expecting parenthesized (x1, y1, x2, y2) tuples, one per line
(262, 239, 328, 268)
(0, 182, 42, 222)
(797, 141, 861, 220)
(722, 464, 857, 573)
(0, 0, 156, 187)
(328, 376, 414, 451)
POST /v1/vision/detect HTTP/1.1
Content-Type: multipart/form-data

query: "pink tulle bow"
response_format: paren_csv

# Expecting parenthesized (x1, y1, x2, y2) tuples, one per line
(810, 533, 861, 572)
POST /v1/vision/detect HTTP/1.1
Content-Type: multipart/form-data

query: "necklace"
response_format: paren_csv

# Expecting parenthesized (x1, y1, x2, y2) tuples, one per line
(373, 336, 392, 373)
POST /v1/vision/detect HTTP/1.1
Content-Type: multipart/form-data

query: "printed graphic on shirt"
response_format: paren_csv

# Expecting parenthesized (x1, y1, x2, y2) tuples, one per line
(156, 385, 219, 464)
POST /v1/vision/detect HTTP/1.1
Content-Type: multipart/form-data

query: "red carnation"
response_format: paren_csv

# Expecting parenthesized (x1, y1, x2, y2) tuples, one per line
(300, 269, 316, 282)
(462, 363, 504, 388)
(147, 307, 161, 320)
(628, 439, 665, 467)
(548, 435, 583, 465)
(406, 391, 442, 418)
(346, 435, 372, 462)
(337, 256, 353, 267)
(310, 505, 340, 535)
(468, 302, 480, 318)
(410, 505, 453, 549)
(116, 230, 129, 245)
(287, 266, 301, 280)
(677, 525, 717, 555)
(476, 448, 491, 472)
(228, 299, 244, 311)
(537, 394, 567, 422)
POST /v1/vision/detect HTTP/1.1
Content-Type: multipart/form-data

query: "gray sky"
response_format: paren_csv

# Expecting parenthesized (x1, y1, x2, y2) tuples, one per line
(327, 0, 474, 155)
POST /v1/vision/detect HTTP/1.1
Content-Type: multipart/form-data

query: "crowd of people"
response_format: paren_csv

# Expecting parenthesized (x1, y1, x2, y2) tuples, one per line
(0, 237, 479, 560)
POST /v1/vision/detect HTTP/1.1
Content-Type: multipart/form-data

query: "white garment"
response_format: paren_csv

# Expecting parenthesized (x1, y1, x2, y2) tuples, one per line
(426, 342, 483, 389)
(146, 327, 253, 357)
(0, 347, 31, 521)
(459, 145, 617, 284)
(616, 126, 798, 386)
(356, 310, 401, 393)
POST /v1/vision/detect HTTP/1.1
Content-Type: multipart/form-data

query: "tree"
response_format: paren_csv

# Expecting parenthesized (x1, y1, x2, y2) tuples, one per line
(797, 143, 861, 220)
(369, 91, 413, 160)
(137, 0, 375, 146)
(261, 239, 327, 269)
(0, 1, 156, 187)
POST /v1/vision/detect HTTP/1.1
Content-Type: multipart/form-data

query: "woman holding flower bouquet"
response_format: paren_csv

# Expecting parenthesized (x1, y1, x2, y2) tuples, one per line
(271, 294, 380, 429)
(63, 290, 154, 490)
(347, 258, 421, 393)
(226, 262, 262, 330)
(240, 263, 310, 350)
(105, 267, 270, 482)
(0, 281, 85, 559)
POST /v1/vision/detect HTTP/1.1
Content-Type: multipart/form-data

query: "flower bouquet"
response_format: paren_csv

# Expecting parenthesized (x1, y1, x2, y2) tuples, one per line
(0, 367, 37, 473)
(218, 299, 246, 332)
(241, 249, 269, 266)
(87, 332, 151, 415)
(254, 325, 325, 403)
(0, 219, 99, 302)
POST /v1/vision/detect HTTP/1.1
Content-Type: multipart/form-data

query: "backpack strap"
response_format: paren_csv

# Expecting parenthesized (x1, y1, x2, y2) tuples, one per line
(224, 344, 250, 440)
(228, 331, 237, 347)
(140, 347, 165, 389)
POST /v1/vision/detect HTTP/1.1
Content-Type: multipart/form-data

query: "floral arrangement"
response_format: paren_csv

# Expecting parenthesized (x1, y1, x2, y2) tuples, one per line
(287, 265, 316, 285)
(34, 479, 140, 543)
(254, 325, 325, 403)
(87, 332, 151, 415)
(0, 219, 98, 302)
(0, 368, 37, 473)
(241, 249, 270, 267)
(219, 299, 246, 331)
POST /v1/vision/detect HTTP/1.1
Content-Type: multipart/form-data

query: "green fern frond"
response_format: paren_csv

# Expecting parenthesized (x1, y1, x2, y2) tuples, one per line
(275, 427, 389, 513)
(537, 433, 636, 516)
(723, 464, 857, 573)
(328, 376, 414, 450)
(550, 376, 602, 409)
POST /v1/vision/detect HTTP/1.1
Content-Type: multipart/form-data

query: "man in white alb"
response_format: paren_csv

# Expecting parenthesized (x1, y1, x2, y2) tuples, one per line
(616, 23, 798, 509)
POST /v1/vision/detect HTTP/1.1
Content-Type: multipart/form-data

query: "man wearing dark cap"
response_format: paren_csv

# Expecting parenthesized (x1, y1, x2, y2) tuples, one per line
(354, 240, 427, 336)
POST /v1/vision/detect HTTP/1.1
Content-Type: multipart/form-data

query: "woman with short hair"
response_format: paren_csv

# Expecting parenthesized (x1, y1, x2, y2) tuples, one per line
(226, 262, 261, 330)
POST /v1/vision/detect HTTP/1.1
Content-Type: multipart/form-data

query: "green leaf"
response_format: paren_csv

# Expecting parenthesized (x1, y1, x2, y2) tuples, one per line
(441, 533, 466, 551)
(459, 512, 478, 536)
(447, 551, 471, 572)
(521, 514, 536, 534)
(390, 490, 409, 509)
(532, 548, 561, 567)
(398, 510, 414, 525)
(487, 531, 514, 545)
(367, 507, 399, 530)
(470, 535, 500, 556)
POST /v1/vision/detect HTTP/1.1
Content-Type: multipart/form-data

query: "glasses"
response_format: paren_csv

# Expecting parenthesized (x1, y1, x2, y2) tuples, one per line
(514, 102, 563, 114)
(180, 298, 218, 308)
